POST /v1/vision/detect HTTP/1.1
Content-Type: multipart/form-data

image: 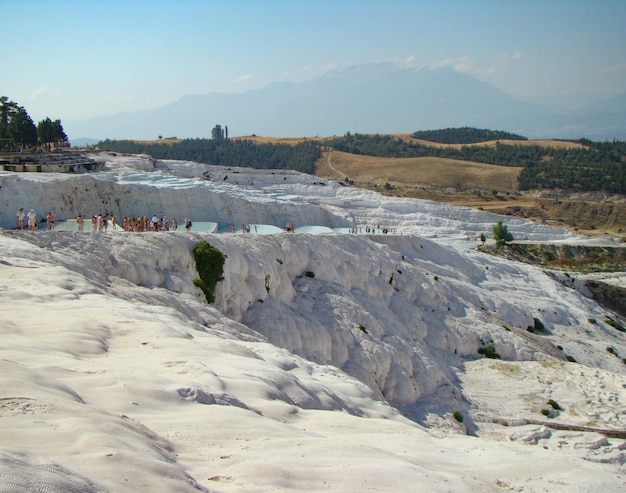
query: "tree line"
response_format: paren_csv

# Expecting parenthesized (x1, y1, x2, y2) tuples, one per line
(0, 96, 68, 151)
(97, 138, 321, 174)
(411, 127, 527, 144)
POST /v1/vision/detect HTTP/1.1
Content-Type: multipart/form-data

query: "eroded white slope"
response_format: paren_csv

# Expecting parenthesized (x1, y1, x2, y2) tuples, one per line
(1, 155, 625, 492)
(2, 231, 625, 492)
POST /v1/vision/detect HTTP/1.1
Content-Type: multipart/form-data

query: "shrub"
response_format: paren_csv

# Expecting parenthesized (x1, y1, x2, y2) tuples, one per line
(358, 325, 368, 334)
(605, 316, 625, 332)
(588, 318, 597, 325)
(305, 271, 315, 278)
(527, 317, 548, 334)
(541, 409, 552, 417)
(453, 412, 464, 423)
(547, 399, 563, 411)
(493, 221, 514, 246)
(193, 241, 225, 303)
(478, 344, 501, 359)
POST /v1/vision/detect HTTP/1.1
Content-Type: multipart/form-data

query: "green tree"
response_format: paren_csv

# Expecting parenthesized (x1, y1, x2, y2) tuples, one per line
(0, 96, 19, 149)
(193, 241, 225, 303)
(211, 124, 225, 140)
(493, 221, 514, 246)
(37, 117, 68, 145)
(8, 106, 38, 147)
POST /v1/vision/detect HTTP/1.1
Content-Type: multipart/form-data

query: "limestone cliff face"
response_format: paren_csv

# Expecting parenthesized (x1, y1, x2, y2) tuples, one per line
(585, 280, 626, 317)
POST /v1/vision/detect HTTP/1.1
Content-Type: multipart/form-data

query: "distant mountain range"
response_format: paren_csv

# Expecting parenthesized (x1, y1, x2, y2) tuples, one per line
(66, 63, 626, 144)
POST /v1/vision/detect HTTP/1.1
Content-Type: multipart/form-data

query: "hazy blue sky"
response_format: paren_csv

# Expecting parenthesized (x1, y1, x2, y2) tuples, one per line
(2, 0, 625, 123)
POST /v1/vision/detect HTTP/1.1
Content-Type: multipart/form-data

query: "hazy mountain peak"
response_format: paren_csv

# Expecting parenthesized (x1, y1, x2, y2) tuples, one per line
(65, 64, 625, 142)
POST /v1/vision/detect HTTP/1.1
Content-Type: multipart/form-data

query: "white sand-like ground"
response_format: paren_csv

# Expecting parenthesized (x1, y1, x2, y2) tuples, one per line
(0, 154, 625, 492)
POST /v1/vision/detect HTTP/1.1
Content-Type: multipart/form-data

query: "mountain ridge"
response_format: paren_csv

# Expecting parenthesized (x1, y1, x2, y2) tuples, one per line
(65, 64, 626, 142)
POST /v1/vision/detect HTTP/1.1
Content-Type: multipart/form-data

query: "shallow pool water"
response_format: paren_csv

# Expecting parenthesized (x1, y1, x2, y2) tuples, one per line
(295, 226, 336, 234)
(52, 220, 218, 233)
(222, 224, 284, 235)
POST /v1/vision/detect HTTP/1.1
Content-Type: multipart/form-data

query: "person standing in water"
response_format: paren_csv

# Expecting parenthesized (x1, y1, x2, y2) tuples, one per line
(46, 212, 55, 230)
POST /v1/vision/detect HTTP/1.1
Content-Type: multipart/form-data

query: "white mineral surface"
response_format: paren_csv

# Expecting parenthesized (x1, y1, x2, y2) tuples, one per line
(0, 153, 624, 492)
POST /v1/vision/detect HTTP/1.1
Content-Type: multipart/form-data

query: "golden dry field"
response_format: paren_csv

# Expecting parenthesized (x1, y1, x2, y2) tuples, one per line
(231, 135, 328, 145)
(317, 150, 522, 192)
(395, 134, 585, 150)
(315, 148, 626, 238)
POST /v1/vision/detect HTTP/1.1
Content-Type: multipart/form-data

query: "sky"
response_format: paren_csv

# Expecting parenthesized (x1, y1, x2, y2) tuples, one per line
(1, 0, 625, 124)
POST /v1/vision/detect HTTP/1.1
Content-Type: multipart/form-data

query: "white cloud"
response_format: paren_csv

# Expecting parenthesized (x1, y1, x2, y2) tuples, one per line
(430, 53, 522, 77)
(430, 55, 472, 73)
(236, 74, 253, 82)
(28, 86, 50, 100)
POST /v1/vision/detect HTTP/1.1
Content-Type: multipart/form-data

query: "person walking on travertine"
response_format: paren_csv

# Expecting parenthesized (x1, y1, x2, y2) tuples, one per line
(16, 208, 25, 230)
(27, 209, 37, 231)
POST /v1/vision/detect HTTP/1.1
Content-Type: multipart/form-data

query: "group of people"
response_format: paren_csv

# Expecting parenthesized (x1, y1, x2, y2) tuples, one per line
(17, 209, 193, 233)
(16, 208, 56, 231)
(16, 209, 394, 236)
(82, 214, 192, 232)
(350, 225, 396, 235)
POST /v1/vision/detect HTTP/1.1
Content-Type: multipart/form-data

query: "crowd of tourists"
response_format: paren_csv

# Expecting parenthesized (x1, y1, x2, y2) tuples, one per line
(16, 208, 396, 236)
(16, 208, 193, 233)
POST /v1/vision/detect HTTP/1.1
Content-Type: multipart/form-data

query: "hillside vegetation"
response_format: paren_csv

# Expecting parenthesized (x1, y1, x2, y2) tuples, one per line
(319, 133, 626, 194)
(411, 127, 527, 143)
(96, 128, 626, 235)
(97, 128, 625, 194)
(97, 138, 320, 174)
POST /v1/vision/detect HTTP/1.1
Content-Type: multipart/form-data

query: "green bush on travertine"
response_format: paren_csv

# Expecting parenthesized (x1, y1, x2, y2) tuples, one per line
(478, 340, 501, 359)
(493, 221, 514, 246)
(453, 412, 464, 423)
(528, 317, 548, 334)
(193, 241, 225, 303)
(305, 271, 315, 278)
(547, 399, 563, 411)
(605, 316, 625, 332)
